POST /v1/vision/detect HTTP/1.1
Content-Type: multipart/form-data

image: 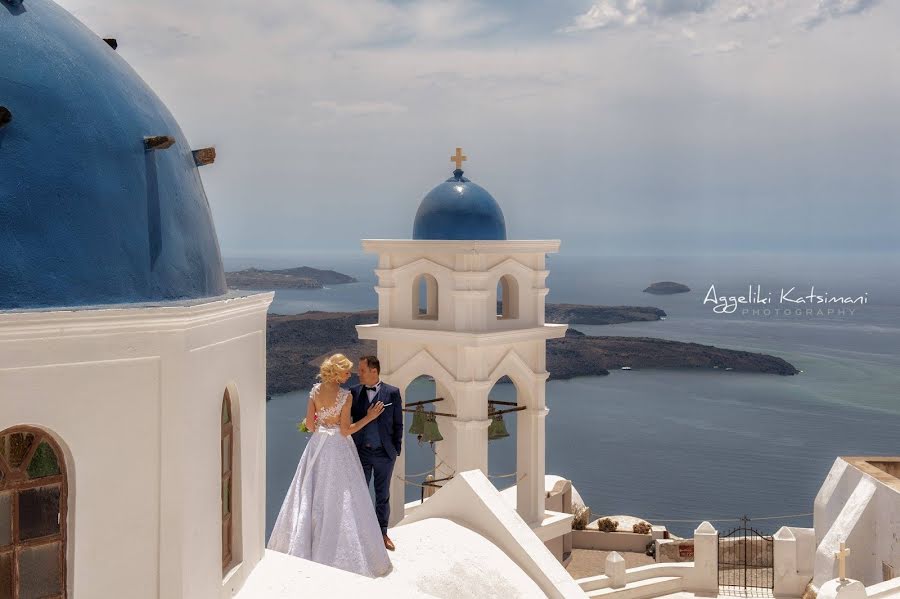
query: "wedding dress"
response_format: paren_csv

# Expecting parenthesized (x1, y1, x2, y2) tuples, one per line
(267, 384, 391, 577)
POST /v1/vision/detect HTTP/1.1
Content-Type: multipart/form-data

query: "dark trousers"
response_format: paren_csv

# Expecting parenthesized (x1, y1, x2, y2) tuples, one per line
(358, 445, 394, 535)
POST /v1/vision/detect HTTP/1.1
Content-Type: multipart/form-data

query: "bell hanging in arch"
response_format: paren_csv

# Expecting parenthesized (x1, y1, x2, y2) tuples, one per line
(487, 412, 509, 441)
(408, 404, 426, 436)
(421, 412, 444, 443)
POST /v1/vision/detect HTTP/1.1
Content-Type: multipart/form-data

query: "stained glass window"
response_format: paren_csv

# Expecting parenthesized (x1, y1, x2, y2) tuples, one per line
(221, 391, 234, 573)
(0, 428, 67, 599)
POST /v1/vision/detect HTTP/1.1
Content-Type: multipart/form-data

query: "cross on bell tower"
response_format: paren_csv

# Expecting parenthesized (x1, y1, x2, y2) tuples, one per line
(450, 147, 467, 170)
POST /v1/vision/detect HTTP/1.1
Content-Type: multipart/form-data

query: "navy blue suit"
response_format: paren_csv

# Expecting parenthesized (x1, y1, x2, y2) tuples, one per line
(350, 382, 403, 534)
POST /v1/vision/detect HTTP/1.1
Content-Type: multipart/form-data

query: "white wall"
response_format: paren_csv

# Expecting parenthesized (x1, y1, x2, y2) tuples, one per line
(0, 293, 272, 599)
(397, 469, 586, 598)
(814, 457, 900, 589)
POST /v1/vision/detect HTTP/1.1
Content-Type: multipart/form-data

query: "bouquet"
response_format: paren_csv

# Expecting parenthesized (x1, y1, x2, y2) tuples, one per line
(298, 414, 316, 433)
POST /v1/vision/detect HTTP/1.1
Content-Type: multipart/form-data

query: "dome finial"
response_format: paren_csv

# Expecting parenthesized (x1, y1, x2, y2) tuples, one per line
(450, 147, 467, 178)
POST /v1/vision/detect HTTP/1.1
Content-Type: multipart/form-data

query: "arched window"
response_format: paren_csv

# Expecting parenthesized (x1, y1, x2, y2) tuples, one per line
(496, 275, 519, 320)
(221, 391, 234, 572)
(412, 274, 439, 320)
(0, 427, 67, 599)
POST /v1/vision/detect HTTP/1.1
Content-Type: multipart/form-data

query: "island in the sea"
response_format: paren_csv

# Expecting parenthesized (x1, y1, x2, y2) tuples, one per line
(226, 266, 357, 290)
(643, 281, 691, 295)
(265, 304, 798, 396)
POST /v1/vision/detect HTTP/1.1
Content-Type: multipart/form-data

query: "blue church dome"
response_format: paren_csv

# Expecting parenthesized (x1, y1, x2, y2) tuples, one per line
(413, 169, 507, 241)
(0, 0, 227, 310)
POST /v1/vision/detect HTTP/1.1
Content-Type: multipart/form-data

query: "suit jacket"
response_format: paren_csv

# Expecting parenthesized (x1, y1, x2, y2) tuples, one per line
(350, 382, 403, 460)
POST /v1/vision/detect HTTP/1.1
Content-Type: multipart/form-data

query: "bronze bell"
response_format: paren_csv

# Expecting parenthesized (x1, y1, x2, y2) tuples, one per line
(409, 404, 426, 436)
(421, 412, 444, 443)
(487, 412, 510, 441)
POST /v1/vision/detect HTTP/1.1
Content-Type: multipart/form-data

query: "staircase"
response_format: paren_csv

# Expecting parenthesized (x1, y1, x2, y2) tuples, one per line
(576, 563, 692, 599)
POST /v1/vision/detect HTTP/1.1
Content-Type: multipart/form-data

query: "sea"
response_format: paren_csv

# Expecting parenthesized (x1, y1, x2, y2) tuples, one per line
(224, 252, 900, 539)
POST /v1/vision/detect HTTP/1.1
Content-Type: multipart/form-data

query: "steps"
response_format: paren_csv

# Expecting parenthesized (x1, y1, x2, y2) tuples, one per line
(584, 576, 683, 599)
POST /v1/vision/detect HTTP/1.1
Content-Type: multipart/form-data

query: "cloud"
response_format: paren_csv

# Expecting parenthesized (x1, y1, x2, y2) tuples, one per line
(800, 0, 881, 30)
(690, 39, 743, 55)
(55, 0, 900, 255)
(311, 100, 409, 117)
(728, 3, 758, 22)
(562, 0, 717, 33)
(715, 40, 743, 53)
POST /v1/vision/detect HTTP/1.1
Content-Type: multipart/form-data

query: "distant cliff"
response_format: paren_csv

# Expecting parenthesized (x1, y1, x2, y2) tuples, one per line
(226, 266, 357, 290)
(545, 304, 665, 324)
(265, 305, 797, 396)
(643, 282, 691, 295)
(549, 328, 798, 379)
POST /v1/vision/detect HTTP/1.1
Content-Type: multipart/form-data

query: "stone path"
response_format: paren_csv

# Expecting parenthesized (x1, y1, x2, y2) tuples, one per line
(565, 548, 655, 580)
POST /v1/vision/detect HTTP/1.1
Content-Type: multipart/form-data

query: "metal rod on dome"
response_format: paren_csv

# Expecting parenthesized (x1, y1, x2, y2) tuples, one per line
(103, 38, 118, 50)
(144, 135, 175, 151)
(192, 147, 216, 166)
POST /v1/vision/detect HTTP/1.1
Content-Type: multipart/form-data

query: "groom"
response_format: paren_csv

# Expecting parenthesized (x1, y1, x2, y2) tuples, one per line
(351, 355, 403, 551)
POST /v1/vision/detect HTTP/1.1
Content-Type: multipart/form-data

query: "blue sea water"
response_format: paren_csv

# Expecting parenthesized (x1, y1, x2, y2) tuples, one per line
(230, 253, 900, 538)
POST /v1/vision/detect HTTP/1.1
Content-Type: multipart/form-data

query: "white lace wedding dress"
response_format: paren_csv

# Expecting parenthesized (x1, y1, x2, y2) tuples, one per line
(267, 384, 391, 577)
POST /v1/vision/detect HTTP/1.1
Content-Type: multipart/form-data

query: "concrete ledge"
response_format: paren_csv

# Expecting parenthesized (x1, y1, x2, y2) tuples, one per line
(576, 563, 693, 593)
(397, 470, 585, 598)
(865, 578, 900, 599)
(573, 530, 653, 553)
(534, 510, 575, 542)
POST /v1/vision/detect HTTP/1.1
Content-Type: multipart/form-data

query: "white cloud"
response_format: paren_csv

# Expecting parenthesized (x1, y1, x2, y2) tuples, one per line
(311, 101, 409, 117)
(800, 0, 881, 30)
(690, 39, 743, 55)
(682, 27, 698, 39)
(715, 40, 743, 53)
(407, 1, 507, 42)
(728, 3, 758, 22)
(563, 0, 717, 33)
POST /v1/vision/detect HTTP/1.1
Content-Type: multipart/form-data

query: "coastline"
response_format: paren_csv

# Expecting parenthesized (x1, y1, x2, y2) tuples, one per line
(265, 306, 799, 396)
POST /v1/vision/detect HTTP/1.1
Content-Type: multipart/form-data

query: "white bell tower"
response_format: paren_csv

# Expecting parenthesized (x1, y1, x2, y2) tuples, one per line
(356, 149, 567, 528)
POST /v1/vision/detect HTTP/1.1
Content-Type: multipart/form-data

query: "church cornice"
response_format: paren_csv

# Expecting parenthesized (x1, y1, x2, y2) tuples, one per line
(362, 239, 561, 254)
(0, 292, 274, 339)
(355, 323, 567, 346)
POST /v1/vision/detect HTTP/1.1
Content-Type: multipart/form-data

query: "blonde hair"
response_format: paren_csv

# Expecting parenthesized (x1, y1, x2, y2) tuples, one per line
(318, 353, 353, 384)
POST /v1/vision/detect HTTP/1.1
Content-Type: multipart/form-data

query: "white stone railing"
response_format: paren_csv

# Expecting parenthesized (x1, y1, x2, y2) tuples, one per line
(864, 578, 900, 599)
(575, 521, 720, 596)
(774, 526, 815, 596)
(819, 577, 900, 599)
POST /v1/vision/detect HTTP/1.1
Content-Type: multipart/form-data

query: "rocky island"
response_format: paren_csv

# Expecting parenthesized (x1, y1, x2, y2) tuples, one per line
(265, 305, 798, 396)
(643, 281, 691, 295)
(226, 266, 357, 290)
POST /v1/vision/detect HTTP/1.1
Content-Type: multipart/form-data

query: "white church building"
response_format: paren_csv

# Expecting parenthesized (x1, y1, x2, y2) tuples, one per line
(2, 2, 899, 599)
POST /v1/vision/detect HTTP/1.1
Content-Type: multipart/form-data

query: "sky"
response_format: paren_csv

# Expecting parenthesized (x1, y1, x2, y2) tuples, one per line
(60, 0, 900, 257)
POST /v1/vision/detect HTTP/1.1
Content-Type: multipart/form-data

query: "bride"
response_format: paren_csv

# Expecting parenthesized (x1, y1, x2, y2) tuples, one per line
(267, 353, 392, 577)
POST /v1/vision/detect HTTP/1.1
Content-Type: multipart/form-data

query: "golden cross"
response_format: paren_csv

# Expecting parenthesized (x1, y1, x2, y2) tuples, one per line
(451, 147, 467, 170)
(834, 541, 851, 581)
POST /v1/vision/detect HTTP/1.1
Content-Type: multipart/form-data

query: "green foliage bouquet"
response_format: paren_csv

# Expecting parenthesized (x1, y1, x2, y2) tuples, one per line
(297, 414, 316, 433)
